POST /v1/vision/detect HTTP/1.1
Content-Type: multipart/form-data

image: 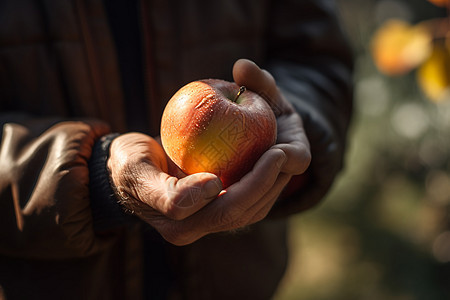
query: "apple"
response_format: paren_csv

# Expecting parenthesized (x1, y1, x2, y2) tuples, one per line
(160, 79, 277, 188)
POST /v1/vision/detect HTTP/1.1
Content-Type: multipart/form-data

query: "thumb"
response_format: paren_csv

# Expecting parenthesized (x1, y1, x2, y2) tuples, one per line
(157, 172, 223, 221)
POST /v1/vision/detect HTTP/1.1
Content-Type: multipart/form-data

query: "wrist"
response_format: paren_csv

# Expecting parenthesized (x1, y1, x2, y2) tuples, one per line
(89, 133, 131, 232)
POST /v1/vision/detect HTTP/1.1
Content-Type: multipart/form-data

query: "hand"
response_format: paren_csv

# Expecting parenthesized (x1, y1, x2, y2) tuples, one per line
(107, 132, 223, 228)
(185, 59, 311, 236)
(233, 58, 311, 177)
(108, 59, 311, 246)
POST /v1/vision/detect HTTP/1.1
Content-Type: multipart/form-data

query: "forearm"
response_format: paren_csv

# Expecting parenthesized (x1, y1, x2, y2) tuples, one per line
(0, 116, 118, 259)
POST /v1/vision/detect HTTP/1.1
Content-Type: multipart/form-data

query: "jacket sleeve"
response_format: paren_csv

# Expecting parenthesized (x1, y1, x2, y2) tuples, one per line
(265, 0, 354, 216)
(0, 115, 121, 259)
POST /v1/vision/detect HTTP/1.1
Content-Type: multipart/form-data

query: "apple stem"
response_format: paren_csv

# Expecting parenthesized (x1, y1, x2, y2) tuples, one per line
(234, 86, 246, 102)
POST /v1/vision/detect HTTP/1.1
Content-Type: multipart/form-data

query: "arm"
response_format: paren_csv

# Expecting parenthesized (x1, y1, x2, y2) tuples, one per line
(106, 59, 311, 246)
(0, 115, 117, 259)
(265, 0, 354, 216)
(103, 0, 353, 245)
(97, 0, 353, 245)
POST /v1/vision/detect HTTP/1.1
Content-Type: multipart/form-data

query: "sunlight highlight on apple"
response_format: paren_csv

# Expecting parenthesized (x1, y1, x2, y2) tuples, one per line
(160, 79, 277, 188)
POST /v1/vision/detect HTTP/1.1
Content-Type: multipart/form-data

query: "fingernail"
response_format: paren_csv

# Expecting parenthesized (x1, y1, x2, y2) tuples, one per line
(203, 179, 222, 199)
(277, 153, 287, 170)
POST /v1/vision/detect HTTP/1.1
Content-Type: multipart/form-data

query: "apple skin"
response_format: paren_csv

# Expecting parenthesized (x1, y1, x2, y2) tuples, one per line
(160, 79, 277, 188)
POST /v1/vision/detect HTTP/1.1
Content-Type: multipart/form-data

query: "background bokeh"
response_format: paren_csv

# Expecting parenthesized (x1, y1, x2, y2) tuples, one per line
(274, 0, 450, 299)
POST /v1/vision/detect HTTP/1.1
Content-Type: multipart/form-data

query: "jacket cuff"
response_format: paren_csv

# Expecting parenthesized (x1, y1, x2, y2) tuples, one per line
(88, 133, 130, 232)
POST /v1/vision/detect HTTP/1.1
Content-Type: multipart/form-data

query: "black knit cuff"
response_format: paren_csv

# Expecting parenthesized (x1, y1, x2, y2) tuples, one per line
(88, 133, 128, 233)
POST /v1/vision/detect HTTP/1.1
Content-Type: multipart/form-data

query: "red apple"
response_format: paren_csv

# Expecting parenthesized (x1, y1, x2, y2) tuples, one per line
(160, 79, 277, 188)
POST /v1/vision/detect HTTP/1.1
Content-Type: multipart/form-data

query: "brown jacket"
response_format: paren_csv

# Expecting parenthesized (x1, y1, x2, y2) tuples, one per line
(0, 0, 353, 299)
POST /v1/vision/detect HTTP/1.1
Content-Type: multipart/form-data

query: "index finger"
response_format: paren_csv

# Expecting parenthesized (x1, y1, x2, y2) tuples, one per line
(190, 148, 286, 231)
(273, 113, 311, 175)
(148, 148, 286, 246)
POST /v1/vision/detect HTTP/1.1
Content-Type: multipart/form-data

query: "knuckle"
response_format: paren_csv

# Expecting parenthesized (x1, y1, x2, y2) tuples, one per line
(160, 227, 195, 246)
(231, 218, 250, 230)
(252, 208, 270, 223)
(163, 190, 196, 221)
(217, 209, 238, 226)
(163, 231, 185, 245)
(216, 206, 249, 229)
(254, 176, 274, 197)
(163, 200, 186, 221)
(286, 145, 312, 175)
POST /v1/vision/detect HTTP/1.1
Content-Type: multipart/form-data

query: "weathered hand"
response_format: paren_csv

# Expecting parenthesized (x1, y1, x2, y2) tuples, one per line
(108, 133, 223, 225)
(107, 59, 311, 246)
(108, 133, 290, 245)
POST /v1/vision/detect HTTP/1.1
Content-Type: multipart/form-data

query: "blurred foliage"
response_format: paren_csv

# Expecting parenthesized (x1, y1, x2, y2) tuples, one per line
(274, 0, 450, 299)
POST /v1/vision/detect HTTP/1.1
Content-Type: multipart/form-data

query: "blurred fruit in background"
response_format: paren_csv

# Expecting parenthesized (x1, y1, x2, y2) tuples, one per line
(427, 0, 450, 7)
(418, 43, 450, 102)
(371, 20, 432, 76)
(371, 0, 450, 102)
